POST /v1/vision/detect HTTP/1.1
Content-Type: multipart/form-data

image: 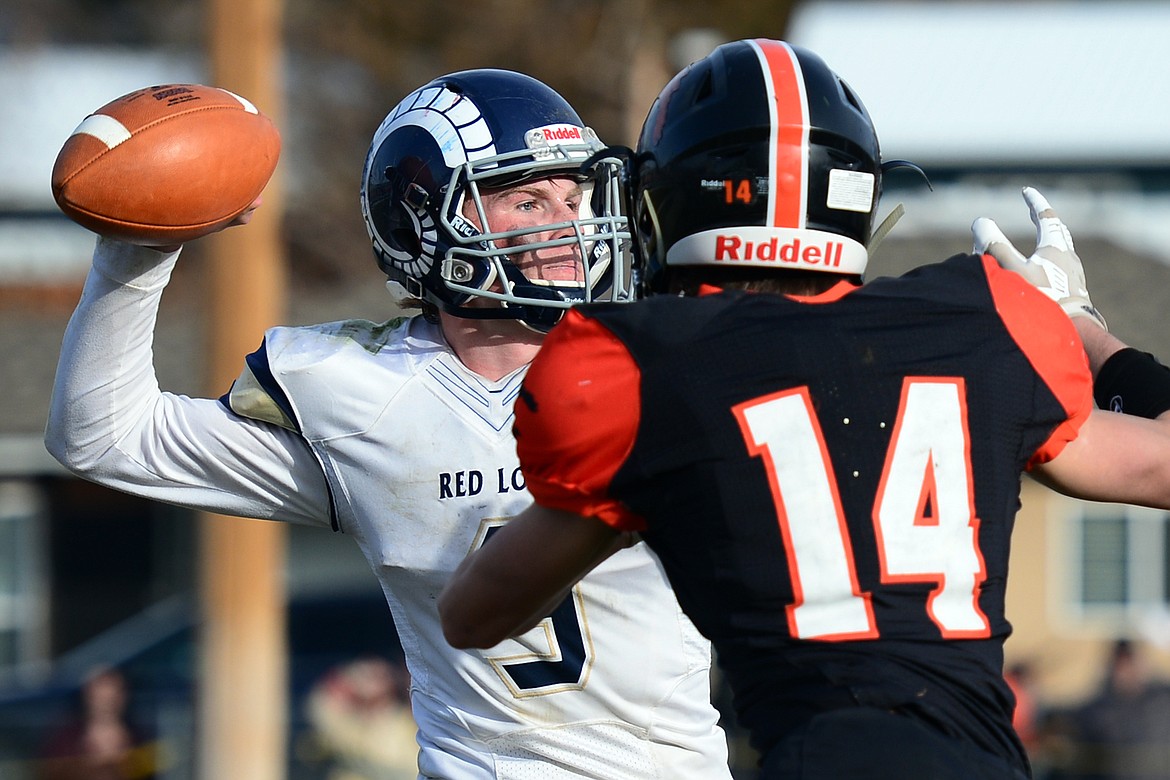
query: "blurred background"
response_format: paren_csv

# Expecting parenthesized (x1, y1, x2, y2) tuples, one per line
(3, 0, 1170, 778)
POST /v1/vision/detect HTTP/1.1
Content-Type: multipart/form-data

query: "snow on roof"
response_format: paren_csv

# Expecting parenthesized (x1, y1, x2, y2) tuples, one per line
(0, 47, 202, 211)
(0, 47, 202, 280)
(787, 1, 1170, 168)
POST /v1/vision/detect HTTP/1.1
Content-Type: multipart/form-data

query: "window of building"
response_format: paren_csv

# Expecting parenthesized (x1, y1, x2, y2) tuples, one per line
(0, 480, 49, 671)
(1066, 502, 1170, 627)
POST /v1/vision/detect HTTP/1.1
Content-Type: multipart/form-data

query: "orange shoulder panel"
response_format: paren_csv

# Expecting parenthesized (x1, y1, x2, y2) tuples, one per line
(982, 255, 1094, 467)
(515, 309, 647, 531)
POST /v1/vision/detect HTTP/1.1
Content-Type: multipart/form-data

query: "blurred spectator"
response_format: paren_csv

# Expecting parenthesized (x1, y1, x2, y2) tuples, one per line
(1071, 639, 1170, 779)
(1005, 661, 1079, 780)
(305, 656, 417, 780)
(1007, 661, 1041, 752)
(37, 665, 161, 780)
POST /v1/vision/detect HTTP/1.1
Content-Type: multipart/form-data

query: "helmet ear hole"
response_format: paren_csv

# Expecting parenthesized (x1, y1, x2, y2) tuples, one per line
(382, 198, 424, 260)
(388, 224, 423, 260)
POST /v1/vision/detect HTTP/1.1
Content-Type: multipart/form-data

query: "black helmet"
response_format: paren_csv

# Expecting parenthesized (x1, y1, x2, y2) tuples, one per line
(631, 39, 883, 294)
(360, 69, 630, 331)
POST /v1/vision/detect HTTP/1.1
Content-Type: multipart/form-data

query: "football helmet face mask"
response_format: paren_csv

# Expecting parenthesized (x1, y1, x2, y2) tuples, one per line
(630, 39, 886, 295)
(360, 69, 631, 332)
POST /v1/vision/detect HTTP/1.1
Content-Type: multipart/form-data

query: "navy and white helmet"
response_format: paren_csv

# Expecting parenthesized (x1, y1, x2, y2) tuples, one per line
(360, 69, 630, 332)
(631, 39, 894, 295)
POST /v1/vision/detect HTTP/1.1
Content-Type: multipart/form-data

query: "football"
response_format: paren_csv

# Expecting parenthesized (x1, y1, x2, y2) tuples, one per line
(51, 83, 281, 245)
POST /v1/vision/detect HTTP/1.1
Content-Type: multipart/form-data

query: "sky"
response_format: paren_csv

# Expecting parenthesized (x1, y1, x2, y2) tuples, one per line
(787, 1, 1170, 167)
(786, 1, 1170, 261)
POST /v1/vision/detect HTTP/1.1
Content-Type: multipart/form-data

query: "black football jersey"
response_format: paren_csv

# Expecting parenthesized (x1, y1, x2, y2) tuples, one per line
(515, 253, 1093, 771)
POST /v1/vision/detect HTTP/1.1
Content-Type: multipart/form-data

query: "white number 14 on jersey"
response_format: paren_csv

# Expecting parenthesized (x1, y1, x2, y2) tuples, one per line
(734, 378, 990, 641)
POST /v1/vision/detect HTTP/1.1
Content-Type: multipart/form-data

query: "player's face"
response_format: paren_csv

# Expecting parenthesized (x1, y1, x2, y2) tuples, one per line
(462, 175, 585, 283)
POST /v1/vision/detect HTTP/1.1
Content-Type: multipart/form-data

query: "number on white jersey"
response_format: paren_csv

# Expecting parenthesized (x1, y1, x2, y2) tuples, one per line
(471, 520, 594, 697)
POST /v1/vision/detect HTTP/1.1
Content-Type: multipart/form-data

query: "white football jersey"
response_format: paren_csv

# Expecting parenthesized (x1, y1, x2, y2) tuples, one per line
(46, 240, 731, 780)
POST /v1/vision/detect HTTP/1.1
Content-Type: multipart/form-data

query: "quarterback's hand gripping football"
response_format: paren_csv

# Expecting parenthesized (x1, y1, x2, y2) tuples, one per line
(972, 187, 1107, 330)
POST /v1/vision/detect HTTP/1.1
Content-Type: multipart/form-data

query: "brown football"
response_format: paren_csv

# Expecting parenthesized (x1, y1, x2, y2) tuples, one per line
(51, 83, 281, 245)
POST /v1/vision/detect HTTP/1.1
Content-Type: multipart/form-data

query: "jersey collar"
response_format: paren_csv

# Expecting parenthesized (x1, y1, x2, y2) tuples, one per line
(696, 279, 860, 302)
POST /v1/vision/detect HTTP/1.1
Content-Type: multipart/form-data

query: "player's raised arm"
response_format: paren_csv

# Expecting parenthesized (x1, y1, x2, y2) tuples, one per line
(44, 83, 328, 523)
(977, 189, 1170, 506)
(973, 187, 1170, 419)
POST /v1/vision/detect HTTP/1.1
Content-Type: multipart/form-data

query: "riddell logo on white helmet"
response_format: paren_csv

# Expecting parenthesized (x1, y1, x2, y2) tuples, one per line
(714, 234, 844, 266)
(538, 124, 583, 142)
(524, 124, 589, 157)
(668, 227, 869, 275)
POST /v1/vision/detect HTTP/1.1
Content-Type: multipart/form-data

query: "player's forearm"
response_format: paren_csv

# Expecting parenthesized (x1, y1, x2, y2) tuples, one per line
(45, 238, 180, 473)
(439, 546, 546, 649)
(440, 505, 624, 649)
(503, 530, 635, 636)
(1073, 318, 1170, 425)
(1074, 318, 1127, 377)
(45, 239, 333, 523)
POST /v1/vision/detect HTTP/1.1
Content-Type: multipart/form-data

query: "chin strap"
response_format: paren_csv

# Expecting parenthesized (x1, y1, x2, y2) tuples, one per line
(868, 202, 905, 255)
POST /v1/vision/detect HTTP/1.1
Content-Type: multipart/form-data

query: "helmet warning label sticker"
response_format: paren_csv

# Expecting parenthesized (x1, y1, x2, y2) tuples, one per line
(827, 169, 875, 213)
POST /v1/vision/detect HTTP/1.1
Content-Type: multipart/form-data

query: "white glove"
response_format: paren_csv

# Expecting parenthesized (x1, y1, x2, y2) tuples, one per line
(971, 187, 1107, 330)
